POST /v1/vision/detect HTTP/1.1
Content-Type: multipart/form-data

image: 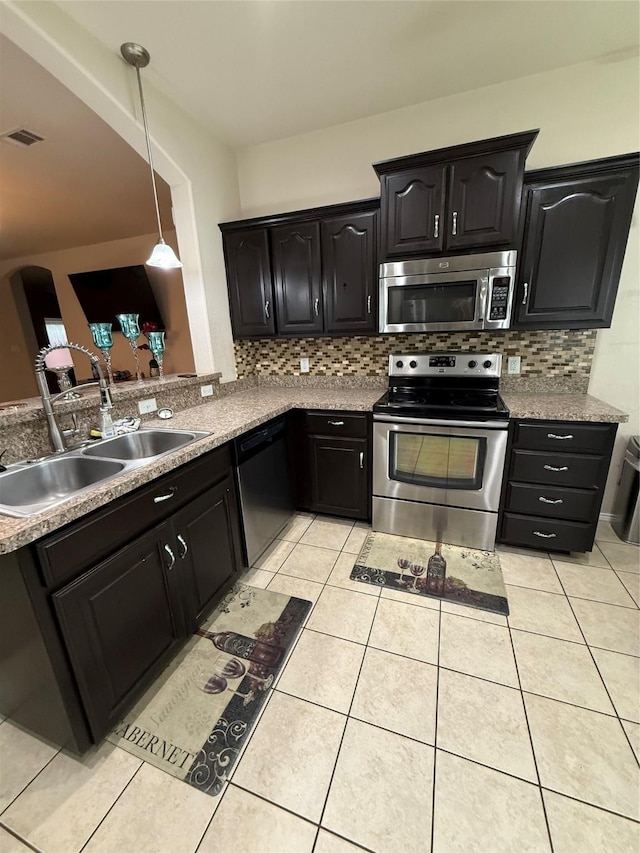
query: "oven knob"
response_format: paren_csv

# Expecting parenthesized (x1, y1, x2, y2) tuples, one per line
(483, 360, 492, 369)
(468, 360, 477, 369)
(409, 360, 417, 369)
(396, 360, 404, 368)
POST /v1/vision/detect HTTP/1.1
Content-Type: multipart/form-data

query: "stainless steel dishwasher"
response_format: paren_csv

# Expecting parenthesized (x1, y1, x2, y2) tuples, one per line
(233, 417, 293, 566)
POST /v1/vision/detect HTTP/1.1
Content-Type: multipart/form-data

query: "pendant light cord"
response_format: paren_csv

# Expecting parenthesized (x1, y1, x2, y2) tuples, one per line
(134, 64, 164, 241)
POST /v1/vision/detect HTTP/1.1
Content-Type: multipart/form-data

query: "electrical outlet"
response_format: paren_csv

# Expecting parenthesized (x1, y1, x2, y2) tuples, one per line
(507, 356, 521, 375)
(138, 397, 158, 415)
(300, 357, 310, 373)
(200, 384, 214, 397)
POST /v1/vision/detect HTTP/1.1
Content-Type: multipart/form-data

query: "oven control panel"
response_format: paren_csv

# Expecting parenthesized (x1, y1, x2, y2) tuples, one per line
(389, 353, 502, 378)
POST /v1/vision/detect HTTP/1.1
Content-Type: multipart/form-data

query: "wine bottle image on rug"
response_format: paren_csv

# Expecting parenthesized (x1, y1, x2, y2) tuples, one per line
(426, 541, 447, 596)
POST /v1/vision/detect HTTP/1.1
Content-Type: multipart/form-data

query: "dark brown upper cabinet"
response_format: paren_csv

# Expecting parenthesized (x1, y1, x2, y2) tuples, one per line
(223, 227, 275, 337)
(374, 130, 538, 260)
(272, 221, 324, 335)
(514, 154, 639, 330)
(321, 209, 378, 333)
(220, 198, 379, 339)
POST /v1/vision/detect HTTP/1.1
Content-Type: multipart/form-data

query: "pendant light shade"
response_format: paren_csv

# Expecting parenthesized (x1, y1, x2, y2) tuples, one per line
(121, 42, 183, 270)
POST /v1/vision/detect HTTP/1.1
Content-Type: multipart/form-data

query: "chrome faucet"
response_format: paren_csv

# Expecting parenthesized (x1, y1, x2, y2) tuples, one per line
(34, 343, 114, 453)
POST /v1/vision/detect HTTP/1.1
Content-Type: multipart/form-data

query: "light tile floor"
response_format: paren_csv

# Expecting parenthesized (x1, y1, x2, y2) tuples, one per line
(1, 516, 638, 853)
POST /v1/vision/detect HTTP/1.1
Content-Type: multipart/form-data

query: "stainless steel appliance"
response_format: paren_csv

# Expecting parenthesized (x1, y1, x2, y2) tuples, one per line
(379, 250, 516, 334)
(373, 353, 509, 550)
(233, 417, 293, 566)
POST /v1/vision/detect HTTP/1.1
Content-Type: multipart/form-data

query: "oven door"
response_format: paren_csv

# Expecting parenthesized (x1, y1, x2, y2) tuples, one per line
(379, 270, 487, 333)
(373, 416, 508, 512)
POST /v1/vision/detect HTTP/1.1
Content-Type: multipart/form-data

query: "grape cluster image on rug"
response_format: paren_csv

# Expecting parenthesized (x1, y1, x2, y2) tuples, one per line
(350, 531, 509, 615)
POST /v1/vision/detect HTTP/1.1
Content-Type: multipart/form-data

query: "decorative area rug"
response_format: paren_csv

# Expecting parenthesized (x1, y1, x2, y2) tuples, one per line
(108, 583, 311, 796)
(350, 532, 509, 615)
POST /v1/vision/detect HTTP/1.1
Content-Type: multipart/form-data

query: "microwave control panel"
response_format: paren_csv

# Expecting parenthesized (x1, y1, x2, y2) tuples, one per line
(489, 276, 511, 320)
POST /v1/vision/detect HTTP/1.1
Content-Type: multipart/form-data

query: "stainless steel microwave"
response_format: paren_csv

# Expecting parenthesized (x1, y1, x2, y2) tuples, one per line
(379, 250, 516, 334)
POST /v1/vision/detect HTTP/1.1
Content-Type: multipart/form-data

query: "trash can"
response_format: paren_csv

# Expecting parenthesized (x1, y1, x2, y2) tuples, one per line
(612, 436, 640, 545)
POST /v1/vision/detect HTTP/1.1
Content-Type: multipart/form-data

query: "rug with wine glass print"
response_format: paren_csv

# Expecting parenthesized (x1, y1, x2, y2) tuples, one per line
(350, 532, 509, 615)
(107, 583, 311, 797)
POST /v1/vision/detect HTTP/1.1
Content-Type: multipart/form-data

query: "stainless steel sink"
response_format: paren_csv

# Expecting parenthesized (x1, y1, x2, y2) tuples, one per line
(0, 428, 211, 518)
(81, 429, 210, 461)
(0, 456, 126, 517)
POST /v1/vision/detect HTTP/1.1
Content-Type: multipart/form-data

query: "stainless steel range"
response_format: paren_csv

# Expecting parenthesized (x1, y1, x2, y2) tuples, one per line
(372, 352, 509, 551)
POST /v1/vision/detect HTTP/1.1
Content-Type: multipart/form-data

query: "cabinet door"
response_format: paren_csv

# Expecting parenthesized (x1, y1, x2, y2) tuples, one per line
(322, 210, 378, 333)
(380, 167, 446, 257)
(515, 169, 639, 329)
(223, 228, 275, 337)
(272, 221, 323, 334)
(53, 524, 182, 742)
(174, 475, 242, 630)
(309, 435, 369, 519)
(446, 151, 520, 249)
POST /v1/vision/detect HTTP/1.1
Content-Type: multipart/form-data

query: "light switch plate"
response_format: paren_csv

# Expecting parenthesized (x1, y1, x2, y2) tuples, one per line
(138, 397, 158, 414)
(507, 356, 521, 374)
(200, 384, 214, 397)
(300, 357, 310, 373)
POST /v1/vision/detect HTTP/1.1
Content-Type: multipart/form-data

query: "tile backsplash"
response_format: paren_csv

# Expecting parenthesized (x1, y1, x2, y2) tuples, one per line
(234, 330, 597, 392)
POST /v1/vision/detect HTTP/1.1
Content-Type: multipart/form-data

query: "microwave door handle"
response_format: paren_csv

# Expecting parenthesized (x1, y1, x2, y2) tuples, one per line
(479, 277, 489, 323)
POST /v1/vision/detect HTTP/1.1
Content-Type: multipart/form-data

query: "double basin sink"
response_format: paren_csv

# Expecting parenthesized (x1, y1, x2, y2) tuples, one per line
(0, 429, 211, 518)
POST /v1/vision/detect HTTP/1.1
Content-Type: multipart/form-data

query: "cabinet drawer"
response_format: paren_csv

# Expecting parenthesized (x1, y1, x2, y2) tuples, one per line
(501, 512, 593, 553)
(513, 422, 614, 454)
(510, 450, 606, 489)
(37, 445, 233, 589)
(505, 482, 598, 522)
(306, 412, 368, 438)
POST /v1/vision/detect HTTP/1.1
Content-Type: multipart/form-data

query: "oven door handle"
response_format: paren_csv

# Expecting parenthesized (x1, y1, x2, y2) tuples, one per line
(373, 414, 509, 430)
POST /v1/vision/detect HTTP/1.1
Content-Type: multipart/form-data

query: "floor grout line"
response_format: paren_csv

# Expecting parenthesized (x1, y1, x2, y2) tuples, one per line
(77, 760, 144, 852)
(429, 605, 443, 853)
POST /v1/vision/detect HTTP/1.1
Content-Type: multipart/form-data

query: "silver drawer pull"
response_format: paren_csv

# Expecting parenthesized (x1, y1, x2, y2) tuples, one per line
(359, 451, 364, 469)
(328, 420, 344, 426)
(522, 282, 529, 305)
(544, 465, 569, 472)
(264, 300, 270, 319)
(533, 531, 557, 539)
(164, 544, 176, 570)
(314, 297, 320, 316)
(367, 294, 372, 314)
(154, 486, 177, 503)
(177, 533, 188, 559)
(452, 211, 458, 236)
(539, 497, 563, 504)
(548, 433, 573, 440)
(434, 214, 439, 239)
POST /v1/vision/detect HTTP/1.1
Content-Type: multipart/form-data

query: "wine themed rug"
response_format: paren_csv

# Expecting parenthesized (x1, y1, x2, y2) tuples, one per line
(350, 532, 509, 615)
(107, 583, 311, 797)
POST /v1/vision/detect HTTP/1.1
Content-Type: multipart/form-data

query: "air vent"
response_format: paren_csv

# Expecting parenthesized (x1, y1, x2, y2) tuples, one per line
(1, 128, 45, 148)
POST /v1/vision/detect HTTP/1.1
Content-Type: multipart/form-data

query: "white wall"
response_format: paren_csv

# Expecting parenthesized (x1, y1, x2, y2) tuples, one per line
(2, 0, 241, 381)
(236, 56, 640, 515)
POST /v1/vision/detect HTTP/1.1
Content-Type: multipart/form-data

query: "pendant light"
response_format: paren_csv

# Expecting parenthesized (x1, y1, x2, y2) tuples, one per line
(120, 42, 182, 269)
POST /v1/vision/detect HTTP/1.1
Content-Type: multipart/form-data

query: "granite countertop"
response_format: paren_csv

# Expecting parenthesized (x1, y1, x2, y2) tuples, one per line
(0, 385, 627, 555)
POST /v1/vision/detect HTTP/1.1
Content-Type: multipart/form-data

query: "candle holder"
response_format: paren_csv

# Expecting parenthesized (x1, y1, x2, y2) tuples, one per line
(116, 313, 143, 382)
(146, 331, 166, 382)
(88, 323, 115, 386)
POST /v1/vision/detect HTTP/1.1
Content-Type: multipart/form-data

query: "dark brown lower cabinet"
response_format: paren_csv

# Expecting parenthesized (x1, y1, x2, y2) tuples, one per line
(1, 444, 243, 752)
(309, 435, 369, 519)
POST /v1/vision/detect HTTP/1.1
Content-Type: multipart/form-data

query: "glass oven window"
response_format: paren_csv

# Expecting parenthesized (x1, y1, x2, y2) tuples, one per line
(390, 432, 487, 490)
(387, 281, 477, 325)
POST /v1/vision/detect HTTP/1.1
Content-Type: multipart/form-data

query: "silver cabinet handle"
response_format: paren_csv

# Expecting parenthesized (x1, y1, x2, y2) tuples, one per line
(265, 300, 270, 319)
(522, 282, 529, 305)
(367, 294, 372, 314)
(177, 533, 188, 559)
(533, 531, 557, 539)
(548, 433, 573, 440)
(153, 486, 177, 503)
(328, 420, 344, 426)
(452, 211, 458, 236)
(314, 297, 320, 316)
(164, 544, 176, 570)
(544, 465, 569, 472)
(539, 497, 563, 505)
(434, 214, 439, 239)
(359, 451, 364, 469)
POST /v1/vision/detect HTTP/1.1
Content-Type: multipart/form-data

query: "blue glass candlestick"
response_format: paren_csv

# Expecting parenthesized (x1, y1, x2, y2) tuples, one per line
(146, 331, 166, 382)
(116, 313, 142, 382)
(88, 322, 115, 386)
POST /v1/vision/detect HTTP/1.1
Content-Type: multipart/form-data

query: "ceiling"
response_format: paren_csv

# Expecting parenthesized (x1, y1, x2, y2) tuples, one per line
(1, 1, 637, 261)
(0, 35, 172, 261)
(57, 0, 639, 148)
